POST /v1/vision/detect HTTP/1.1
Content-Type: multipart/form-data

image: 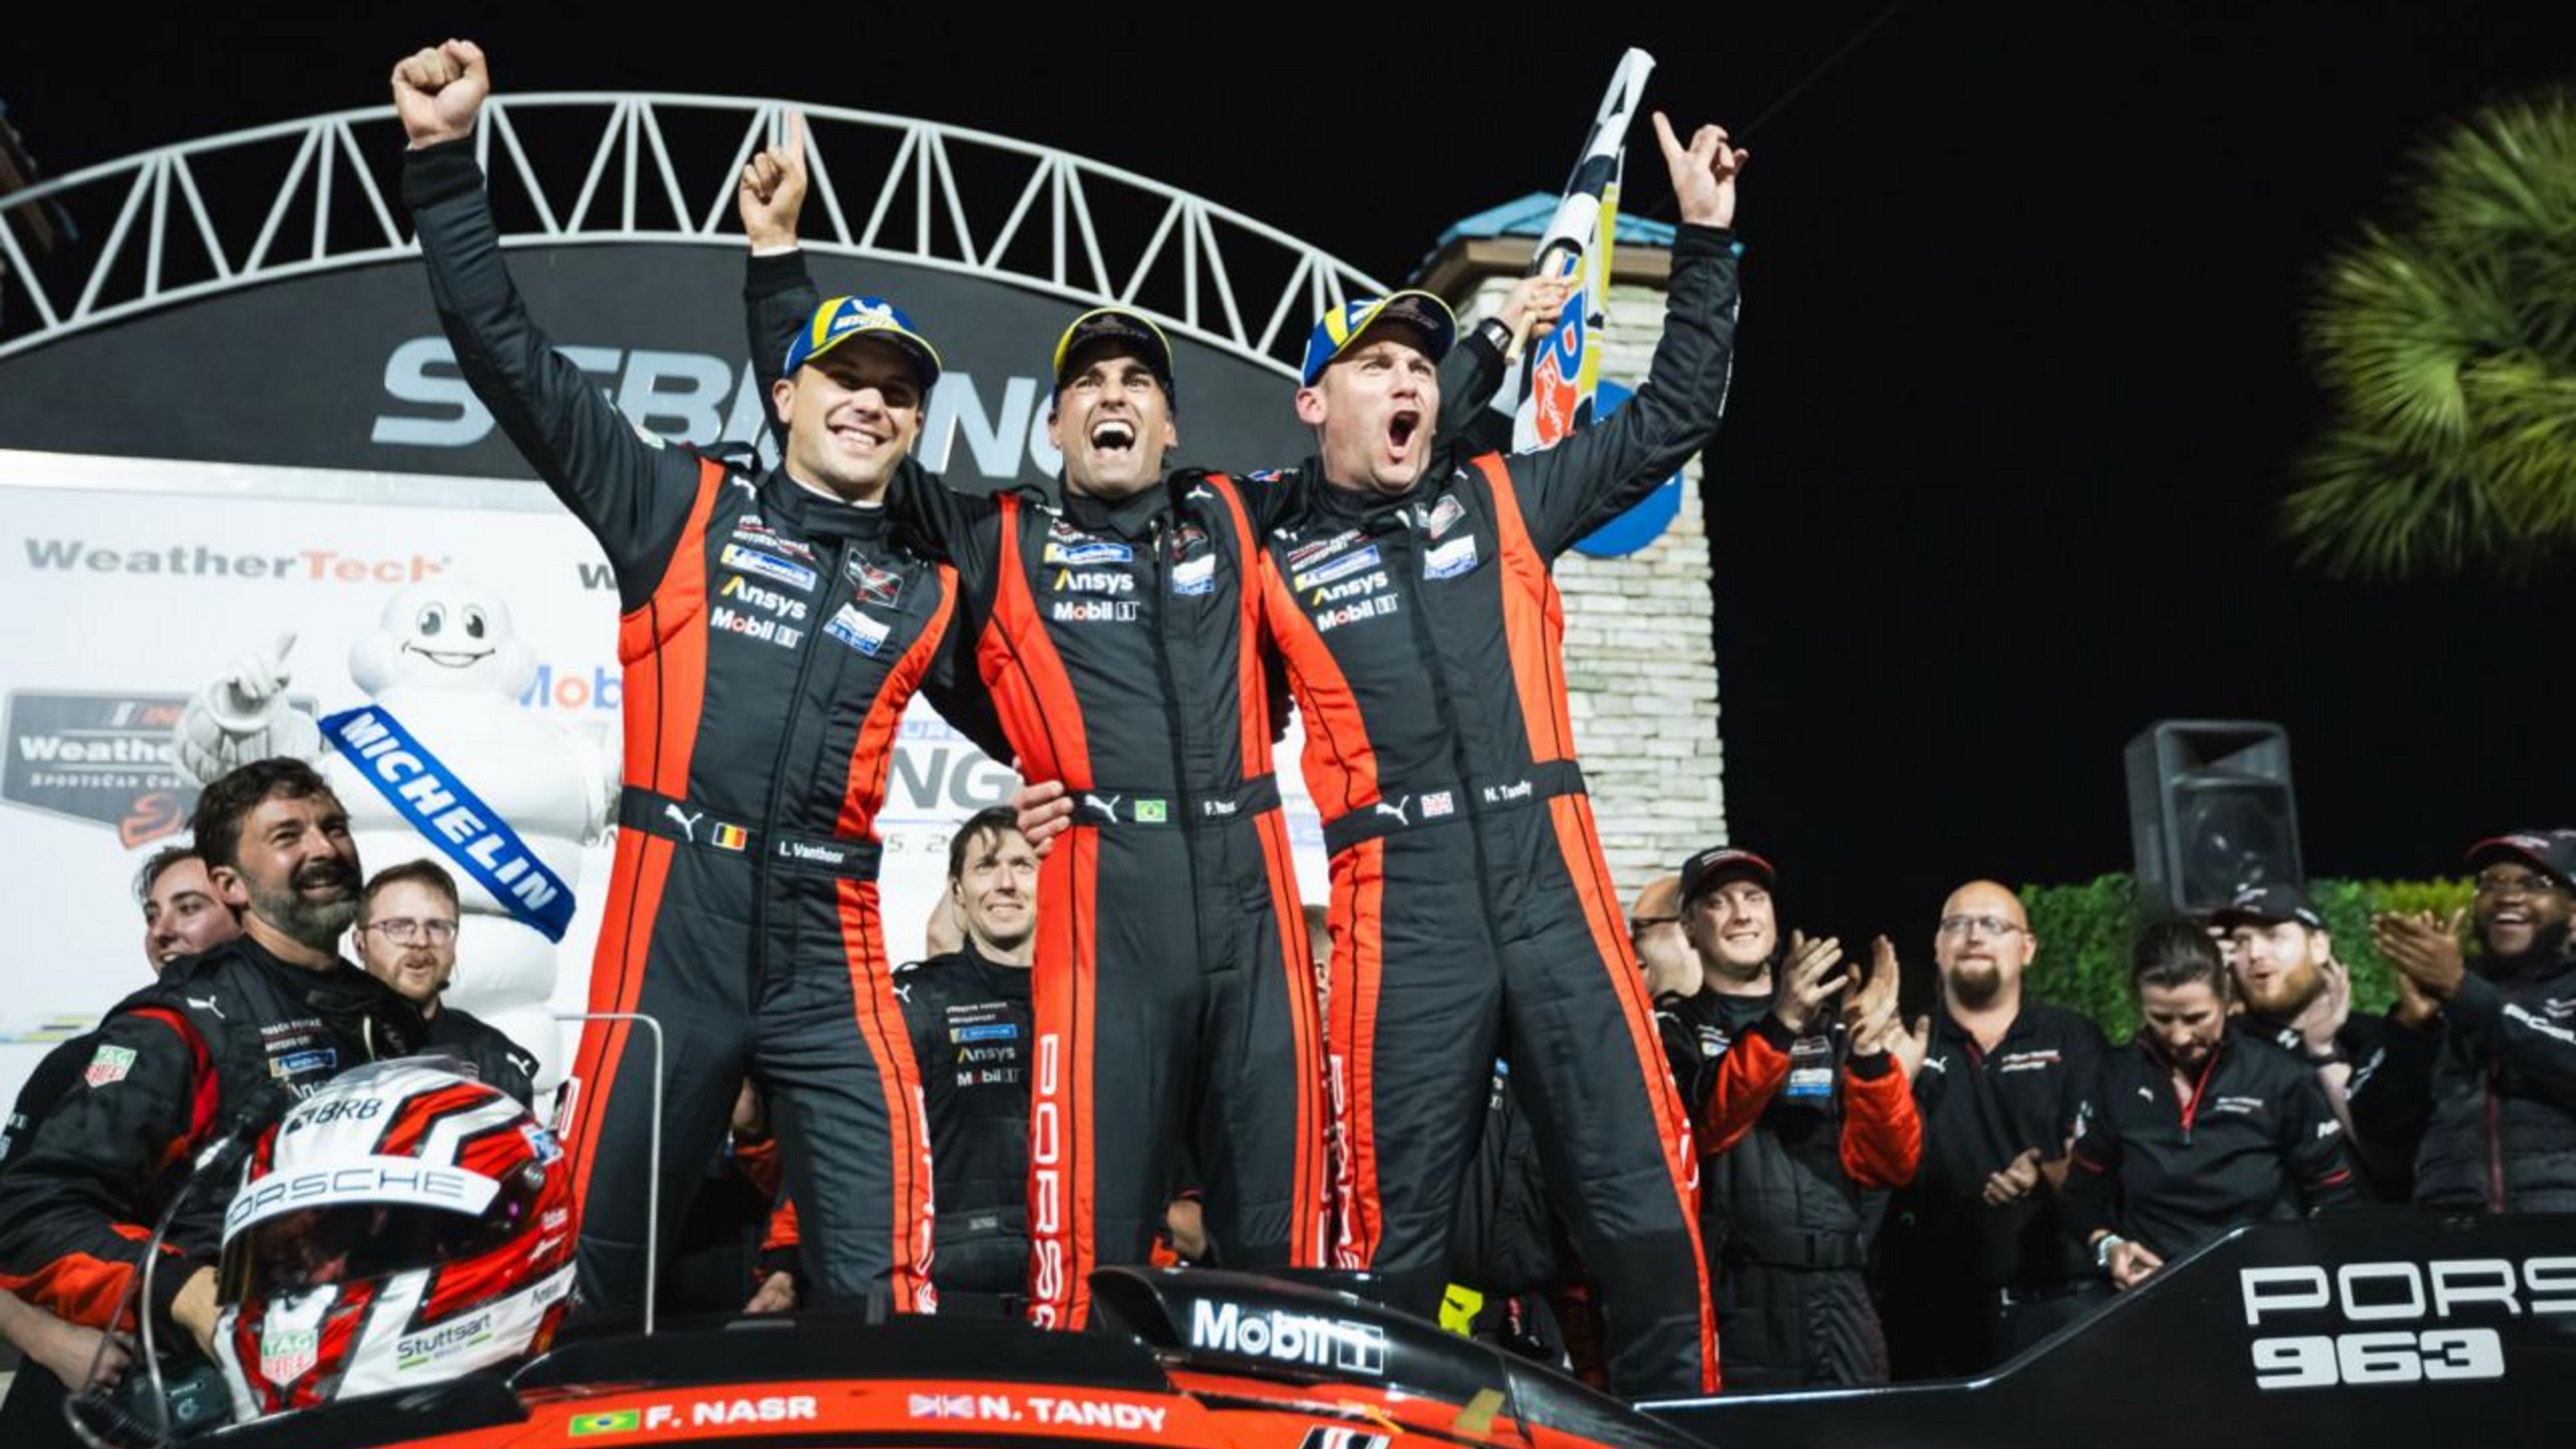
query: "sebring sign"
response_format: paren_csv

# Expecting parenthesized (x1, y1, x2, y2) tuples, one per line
(0, 248, 1312, 489)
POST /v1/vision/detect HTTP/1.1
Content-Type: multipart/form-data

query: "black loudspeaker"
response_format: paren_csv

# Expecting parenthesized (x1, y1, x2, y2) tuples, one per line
(2124, 720, 2304, 919)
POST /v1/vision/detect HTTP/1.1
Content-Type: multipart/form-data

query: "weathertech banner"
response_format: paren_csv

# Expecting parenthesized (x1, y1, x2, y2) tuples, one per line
(0, 449, 1333, 1110)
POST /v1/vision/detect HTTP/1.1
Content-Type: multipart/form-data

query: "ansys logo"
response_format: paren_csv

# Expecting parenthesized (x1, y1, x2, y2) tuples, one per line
(3, 692, 204, 846)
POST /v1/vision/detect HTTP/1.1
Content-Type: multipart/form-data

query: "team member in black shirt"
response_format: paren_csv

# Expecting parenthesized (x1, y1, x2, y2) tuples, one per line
(1881, 879, 2109, 1377)
(2372, 831, 2576, 1212)
(897, 809, 1039, 1302)
(2066, 922, 2355, 1289)
(2213, 882, 2434, 1200)
(350, 860, 538, 1106)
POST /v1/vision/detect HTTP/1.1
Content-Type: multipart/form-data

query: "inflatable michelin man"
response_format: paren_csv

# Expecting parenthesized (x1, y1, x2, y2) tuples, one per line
(176, 580, 617, 1092)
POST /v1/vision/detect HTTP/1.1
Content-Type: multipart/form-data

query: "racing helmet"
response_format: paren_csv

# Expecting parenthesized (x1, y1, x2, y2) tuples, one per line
(212, 1058, 576, 1419)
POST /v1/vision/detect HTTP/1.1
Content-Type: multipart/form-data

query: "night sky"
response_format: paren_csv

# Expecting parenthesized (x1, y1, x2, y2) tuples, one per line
(11, 4, 2575, 954)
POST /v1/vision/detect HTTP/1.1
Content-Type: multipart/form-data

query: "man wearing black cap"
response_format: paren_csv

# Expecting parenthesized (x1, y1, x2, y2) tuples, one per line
(2214, 882, 2434, 1201)
(738, 117, 1567, 1330)
(2371, 831, 2576, 1212)
(1656, 845, 1918, 1391)
(1878, 879, 2108, 1378)
(391, 43, 1008, 1324)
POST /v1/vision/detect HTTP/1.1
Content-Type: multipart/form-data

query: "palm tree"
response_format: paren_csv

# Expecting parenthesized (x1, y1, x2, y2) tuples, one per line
(2286, 89, 2576, 581)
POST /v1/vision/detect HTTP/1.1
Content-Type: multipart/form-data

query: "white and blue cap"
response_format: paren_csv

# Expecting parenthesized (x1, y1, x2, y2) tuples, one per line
(1300, 290, 1457, 387)
(783, 294, 942, 392)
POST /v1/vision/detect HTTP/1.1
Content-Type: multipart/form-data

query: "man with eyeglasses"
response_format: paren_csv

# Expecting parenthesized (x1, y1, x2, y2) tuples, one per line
(1878, 880, 2110, 1377)
(2370, 831, 2576, 1212)
(2214, 882, 2434, 1201)
(1630, 875, 1698, 1000)
(1654, 845, 1917, 1390)
(353, 860, 537, 1107)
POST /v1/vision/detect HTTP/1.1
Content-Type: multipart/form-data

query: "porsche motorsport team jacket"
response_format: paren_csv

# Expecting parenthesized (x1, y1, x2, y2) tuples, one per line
(2407, 958, 2576, 1211)
(2064, 1028, 2357, 1259)
(0, 939, 428, 1337)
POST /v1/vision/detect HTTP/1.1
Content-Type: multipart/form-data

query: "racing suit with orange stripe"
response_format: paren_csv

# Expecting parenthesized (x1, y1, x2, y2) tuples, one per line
(407, 137, 1006, 1324)
(1255, 221, 1741, 1398)
(902, 477, 1327, 1331)
(745, 251, 1508, 1332)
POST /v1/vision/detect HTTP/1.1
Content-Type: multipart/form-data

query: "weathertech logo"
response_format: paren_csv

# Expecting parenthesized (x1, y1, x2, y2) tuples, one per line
(3, 692, 198, 846)
(21, 538, 447, 584)
(1187, 1299, 1387, 1375)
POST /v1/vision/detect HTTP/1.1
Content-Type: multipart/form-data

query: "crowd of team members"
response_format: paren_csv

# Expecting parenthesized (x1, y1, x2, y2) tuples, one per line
(6, 776, 2566, 1428)
(4, 34, 2571, 1439)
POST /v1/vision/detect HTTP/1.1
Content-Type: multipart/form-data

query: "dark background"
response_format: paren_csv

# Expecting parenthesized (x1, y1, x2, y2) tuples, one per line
(9, 3, 2574, 955)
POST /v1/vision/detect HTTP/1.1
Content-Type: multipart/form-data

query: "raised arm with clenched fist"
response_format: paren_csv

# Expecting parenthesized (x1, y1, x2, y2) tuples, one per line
(391, 38, 490, 149)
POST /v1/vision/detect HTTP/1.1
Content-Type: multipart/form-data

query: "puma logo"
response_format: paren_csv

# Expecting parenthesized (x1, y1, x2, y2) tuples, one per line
(1082, 793, 1121, 823)
(663, 804, 704, 841)
(187, 995, 225, 1020)
(1372, 796, 1410, 827)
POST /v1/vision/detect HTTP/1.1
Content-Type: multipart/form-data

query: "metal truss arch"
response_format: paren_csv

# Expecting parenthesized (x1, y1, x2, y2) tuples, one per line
(0, 93, 1392, 375)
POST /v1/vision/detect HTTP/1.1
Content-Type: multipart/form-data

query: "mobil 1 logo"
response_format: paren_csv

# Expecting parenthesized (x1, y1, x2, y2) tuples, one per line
(2241, 1254, 2576, 1390)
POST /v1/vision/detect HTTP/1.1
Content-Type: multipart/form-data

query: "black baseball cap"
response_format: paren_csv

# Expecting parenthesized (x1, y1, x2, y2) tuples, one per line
(1680, 845, 1776, 904)
(1052, 307, 1177, 407)
(2209, 882, 2324, 931)
(2466, 830, 2576, 890)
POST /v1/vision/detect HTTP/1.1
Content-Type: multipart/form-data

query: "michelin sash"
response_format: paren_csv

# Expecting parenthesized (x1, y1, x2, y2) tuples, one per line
(318, 706, 576, 942)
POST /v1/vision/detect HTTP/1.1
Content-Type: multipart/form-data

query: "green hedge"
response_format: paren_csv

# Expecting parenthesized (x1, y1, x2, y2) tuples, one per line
(2016, 873, 2472, 1041)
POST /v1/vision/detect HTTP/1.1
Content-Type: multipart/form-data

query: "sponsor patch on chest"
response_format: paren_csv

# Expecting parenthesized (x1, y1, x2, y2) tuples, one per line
(1420, 493, 1467, 539)
(824, 602, 891, 656)
(718, 573, 810, 620)
(846, 556, 905, 608)
(1995, 1049, 2062, 1073)
(730, 516, 816, 563)
(719, 543, 818, 592)
(1041, 537, 1133, 567)
(712, 606, 805, 649)
(1292, 545, 1384, 592)
(1052, 567, 1136, 595)
(1422, 535, 1479, 580)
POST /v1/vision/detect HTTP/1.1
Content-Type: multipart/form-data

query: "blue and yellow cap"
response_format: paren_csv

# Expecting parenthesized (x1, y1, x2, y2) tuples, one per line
(782, 295, 941, 392)
(1299, 290, 1457, 387)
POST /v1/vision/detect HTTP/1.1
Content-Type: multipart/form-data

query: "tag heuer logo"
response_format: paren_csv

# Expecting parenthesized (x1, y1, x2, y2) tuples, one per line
(84, 1044, 137, 1087)
(259, 1327, 319, 1385)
